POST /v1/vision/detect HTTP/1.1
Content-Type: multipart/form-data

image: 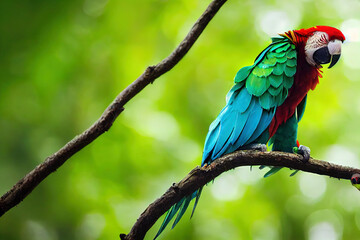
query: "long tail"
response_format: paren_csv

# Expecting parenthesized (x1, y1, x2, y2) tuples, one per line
(154, 187, 203, 239)
(260, 166, 299, 177)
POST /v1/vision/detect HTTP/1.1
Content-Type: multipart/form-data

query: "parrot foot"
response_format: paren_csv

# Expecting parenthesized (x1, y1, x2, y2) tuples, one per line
(293, 145, 311, 162)
(240, 143, 267, 152)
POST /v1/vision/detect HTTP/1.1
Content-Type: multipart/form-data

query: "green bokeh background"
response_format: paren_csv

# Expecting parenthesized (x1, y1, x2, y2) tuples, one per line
(1, 0, 360, 239)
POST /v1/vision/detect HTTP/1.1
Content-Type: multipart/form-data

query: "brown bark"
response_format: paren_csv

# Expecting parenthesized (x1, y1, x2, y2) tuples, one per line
(120, 150, 360, 240)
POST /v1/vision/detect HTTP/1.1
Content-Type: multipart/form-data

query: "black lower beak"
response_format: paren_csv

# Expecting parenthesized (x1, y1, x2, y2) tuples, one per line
(328, 54, 341, 69)
(313, 47, 341, 68)
(313, 47, 331, 65)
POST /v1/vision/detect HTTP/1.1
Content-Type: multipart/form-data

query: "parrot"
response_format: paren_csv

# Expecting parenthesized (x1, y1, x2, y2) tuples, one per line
(154, 26, 345, 239)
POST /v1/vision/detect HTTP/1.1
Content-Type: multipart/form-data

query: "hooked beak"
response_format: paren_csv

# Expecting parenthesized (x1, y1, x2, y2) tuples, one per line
(327, 39, 343, 69)
(328, 54, 341, 69)
(313, 47, 331, 66)
(313, 39, 342, 69)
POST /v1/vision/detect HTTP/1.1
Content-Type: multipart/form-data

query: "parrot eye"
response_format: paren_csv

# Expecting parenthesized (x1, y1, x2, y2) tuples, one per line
(304, 31, 330, 67)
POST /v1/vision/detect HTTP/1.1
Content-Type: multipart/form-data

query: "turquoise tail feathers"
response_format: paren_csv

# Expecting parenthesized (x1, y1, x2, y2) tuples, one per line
(154, 188, 203, 239)
(263, 166, 282, 177)
(191, 187, 203, 218)
(263, 166, 299, 177)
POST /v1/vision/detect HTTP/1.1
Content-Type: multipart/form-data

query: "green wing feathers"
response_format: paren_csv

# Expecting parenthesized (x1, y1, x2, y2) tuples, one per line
(155, 36, 299, 239)
(235, 37, 298, 178)
(235, 37, 297, 109)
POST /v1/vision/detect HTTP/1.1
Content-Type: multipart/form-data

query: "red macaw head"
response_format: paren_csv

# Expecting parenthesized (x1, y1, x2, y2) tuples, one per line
(282, 26, 345, 69)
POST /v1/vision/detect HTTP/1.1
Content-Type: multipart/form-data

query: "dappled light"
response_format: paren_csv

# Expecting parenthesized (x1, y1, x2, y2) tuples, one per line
(1, 0, 360, 239)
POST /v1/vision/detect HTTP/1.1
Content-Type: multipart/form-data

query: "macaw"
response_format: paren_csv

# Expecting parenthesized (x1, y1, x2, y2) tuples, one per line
(155, 26, 345, 239)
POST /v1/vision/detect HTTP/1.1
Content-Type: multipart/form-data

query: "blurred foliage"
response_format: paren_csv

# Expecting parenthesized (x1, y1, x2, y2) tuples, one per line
(1, 0, 360, 239)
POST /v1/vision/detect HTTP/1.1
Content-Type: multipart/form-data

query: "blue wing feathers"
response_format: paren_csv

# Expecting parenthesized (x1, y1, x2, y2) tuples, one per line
(235, 87, 252, 112)
(204, 85, 275, 163)
(230, 112, 246, 144)
(202, 86, 276, 164)
(203, 86, 253, 164)
(201, 123, 220, 164)
(226, 84, 241, 103)
(234, 98, 263, 147)
(212, 114, 236, 159)
(156, 36, 297, 239)
(245, 108, 275, 145)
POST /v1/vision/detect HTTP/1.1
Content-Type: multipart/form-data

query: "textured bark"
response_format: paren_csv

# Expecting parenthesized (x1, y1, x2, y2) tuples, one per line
(0, 0, 228, 217)
(120, 150, 360, 240)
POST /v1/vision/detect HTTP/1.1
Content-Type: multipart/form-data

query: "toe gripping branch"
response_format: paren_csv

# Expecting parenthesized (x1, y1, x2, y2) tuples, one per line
(293, 140, 310, 162)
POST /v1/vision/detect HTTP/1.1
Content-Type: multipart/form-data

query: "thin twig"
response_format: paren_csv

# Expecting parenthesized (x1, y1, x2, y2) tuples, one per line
(120, 150, 360, 240)
(0, 0, 228, 217)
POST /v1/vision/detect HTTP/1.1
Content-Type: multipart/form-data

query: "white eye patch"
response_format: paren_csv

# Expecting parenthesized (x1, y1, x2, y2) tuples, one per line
(304, 32, 329, 66)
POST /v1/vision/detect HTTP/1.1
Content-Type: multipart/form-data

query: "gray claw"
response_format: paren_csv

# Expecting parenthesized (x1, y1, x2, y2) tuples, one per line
(240, 143, 267, 152)
(297, 145, 310, 162)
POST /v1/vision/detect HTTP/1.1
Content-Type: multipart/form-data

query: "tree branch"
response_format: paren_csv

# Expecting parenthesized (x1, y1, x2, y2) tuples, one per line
(0, 0, 228, 217)
(119, 150, 360, 240)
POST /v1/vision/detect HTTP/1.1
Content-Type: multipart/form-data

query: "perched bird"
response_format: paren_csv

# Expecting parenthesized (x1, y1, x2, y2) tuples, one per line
(155, 26, 345, 238)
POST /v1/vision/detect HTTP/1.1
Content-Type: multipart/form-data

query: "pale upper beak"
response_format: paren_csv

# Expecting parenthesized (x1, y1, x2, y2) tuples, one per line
(328, 39, 342, 68)
(313, 39, 342, 68)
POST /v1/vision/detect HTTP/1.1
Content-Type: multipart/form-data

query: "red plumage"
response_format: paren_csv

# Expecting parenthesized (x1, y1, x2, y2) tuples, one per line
(268, 26, 345, 138)
(295, 26, 345, 42)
